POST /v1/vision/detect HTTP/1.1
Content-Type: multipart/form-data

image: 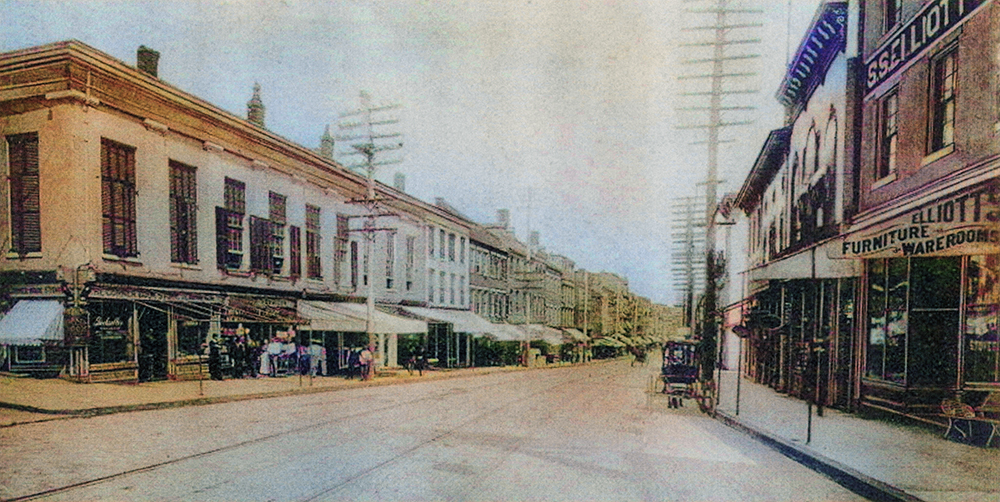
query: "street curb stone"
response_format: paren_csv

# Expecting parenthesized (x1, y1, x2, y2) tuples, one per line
(715, 410, 924, 502)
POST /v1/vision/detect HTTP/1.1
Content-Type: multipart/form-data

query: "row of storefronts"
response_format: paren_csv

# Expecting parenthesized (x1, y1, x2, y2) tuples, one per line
(722, 0, 999, 423)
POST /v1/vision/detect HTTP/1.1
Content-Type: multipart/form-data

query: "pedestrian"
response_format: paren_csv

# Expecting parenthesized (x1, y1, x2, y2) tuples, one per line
(208, 337, 224, 380)
(360, 344, 375, 381)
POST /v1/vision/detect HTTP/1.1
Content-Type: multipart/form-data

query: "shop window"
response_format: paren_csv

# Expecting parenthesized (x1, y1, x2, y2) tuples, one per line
(877, 89, 899, 180)
(964, 255, 999, 383)
(176, 321, 204, 357)
(6, 132, 41, 256)
(305, 204, 321, 279)
(101, 139, 138, 258)
(169, 161, 198, 265)
(929, 48, 957, 153)
(14, 345, 44, 363)
(88, 303, 130, 365)
(217, 177, 245, 270)
(866, 258, 907, 383)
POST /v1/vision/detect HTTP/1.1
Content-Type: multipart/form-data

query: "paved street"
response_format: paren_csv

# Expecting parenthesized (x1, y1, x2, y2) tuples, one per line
(1, 360, 863, 502)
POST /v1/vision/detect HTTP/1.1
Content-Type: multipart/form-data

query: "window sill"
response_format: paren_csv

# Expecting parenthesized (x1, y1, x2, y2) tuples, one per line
(5, 251, 43, 260)
(103, 254, 142, 265)
(871, 173, 896, 190)
(221, 268, 252, 278)
(921, 144, 954, 166)
(170, 263, 202, 271)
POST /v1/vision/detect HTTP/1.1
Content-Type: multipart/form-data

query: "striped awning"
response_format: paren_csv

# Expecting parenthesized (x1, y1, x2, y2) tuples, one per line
(0, 300, 64, 346)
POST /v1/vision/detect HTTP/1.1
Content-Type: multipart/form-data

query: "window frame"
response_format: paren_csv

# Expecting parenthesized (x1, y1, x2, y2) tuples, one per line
(928, 46, 958, 155)
(6, 132, 41, 256)
(877, 88, 900, 182)
(305, 204, 322, 279)
(169, 160, 198, 265)
(101, 138, 138, 258)
(217, 177, 246, 270)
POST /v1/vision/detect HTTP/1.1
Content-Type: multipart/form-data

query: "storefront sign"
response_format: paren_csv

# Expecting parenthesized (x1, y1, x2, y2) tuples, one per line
(865, 0, 989, 96)
(834, 182, 998, 259)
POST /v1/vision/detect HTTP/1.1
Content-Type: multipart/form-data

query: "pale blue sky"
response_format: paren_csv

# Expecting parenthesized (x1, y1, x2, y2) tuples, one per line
(1, 0, 823, 304)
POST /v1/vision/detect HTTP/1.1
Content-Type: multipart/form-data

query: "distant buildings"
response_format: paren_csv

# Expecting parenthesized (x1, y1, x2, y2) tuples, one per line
(0, 40, 676, 380)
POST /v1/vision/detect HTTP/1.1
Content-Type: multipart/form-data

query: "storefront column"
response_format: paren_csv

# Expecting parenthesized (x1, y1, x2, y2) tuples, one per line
(387, 333, 398, 368)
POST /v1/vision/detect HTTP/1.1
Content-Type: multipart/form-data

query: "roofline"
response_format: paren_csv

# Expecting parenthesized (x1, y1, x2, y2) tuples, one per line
(734, 126, 792, 214)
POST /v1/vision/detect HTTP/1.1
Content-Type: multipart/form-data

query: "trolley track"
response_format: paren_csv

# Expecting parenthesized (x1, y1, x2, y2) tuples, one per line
(6, 365, 619, 502)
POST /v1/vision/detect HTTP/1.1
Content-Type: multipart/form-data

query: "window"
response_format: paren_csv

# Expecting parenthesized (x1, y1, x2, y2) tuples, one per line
(439, 270, 446, 303)
(428, 226, 435, 258)
(289, 225, 301, 278)
(385, 232, 395, 289)
(350, 241, 359, 290)
(334, 214, 349, 286)
(459, 275, 465, 305)
(169, 161, 198, 264)
(268, 192, 286, 274)
(450, 273, 456, 304)
(428, 268, 435, 302)
(6, 132, 40, 255)
(439, 229, 446, 260)
(884, 0, 902, 32)
(448, 233, 456, 261)
(930, 48, 957, 153)
(405, 235, 415, 290)
(878, 90, 899, 180)
(101, 139, 137, 257)
(964, 255, 1000, 384)
(306, 204, 321, 279)
(216, 178, 245, 270)
(460, 237, 465, 263)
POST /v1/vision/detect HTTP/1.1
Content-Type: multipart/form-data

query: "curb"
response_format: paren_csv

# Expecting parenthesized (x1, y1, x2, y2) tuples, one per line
(715, 410, 923, 502)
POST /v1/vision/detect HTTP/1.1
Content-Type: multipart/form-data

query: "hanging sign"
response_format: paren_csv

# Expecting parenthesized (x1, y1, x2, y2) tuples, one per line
(832, 181, 998, 259)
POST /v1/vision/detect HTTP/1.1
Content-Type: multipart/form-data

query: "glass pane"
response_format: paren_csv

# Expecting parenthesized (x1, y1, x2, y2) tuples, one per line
(908, 311, 959, 386)
(867, 259, 887, 379)
(885, 310, 907, 383)
(964, 255, 1000, 383)
(911, 257, 961, 309)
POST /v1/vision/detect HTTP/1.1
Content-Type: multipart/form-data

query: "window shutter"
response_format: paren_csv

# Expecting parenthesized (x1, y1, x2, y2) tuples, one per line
(250, 216, 268, 272)
(7, 133, 41, 255)
(289, 225, 301, 278)
(169, 171, 180, 263)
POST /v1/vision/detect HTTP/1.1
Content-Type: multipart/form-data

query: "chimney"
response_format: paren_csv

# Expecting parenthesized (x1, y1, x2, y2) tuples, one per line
(393, 172, 406, 192)
(137, 46, 160, 78)
(496, 209, 510, 230)
(435, 197, 446, 207)
(319, 125, 334, 159)
(247, 83, 265, 128)
(529, 231, 540, 248)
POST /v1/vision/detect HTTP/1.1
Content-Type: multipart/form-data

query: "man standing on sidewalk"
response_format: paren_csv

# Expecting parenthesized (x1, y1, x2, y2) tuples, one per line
(360, 345, 375, 381)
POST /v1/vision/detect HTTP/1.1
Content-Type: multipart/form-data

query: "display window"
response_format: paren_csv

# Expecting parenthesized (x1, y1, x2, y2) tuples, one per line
(964, 255, 999, 384)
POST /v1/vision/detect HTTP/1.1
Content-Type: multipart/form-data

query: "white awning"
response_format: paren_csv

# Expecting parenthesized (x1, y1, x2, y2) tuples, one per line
(298, 301, 427, 334)
(484, 323, 527, 342)
(562, 328, 588, 342)
(400, 306, 497, 334)
(519, 324, 565, 345)
(0, 300, 64, 346)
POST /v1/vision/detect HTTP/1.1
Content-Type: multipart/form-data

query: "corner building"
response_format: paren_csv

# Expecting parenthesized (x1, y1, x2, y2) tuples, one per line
(844, 0, 999, 416)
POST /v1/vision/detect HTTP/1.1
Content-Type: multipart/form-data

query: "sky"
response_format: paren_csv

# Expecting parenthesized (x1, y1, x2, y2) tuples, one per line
(1, 0, 825, 305)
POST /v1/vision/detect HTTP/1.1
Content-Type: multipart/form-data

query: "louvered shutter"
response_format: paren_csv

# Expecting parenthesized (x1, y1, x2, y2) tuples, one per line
(289, 225, 301, 278)
(250, 216, 267, 272)
(216, 207, 229, 269)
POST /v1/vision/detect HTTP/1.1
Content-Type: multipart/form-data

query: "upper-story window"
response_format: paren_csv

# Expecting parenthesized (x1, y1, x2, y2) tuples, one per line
(385, 232, 396, 290)
(448, 233, 456, 261)
(929, 48, 958, 153)
(6, 132, 41, 256)
(169, 160, 198, 265)
(405, 235, 415, 291)
(428, 268, 436, 302)
(459, 237, 466, 263)
(289, 225, 301, 278)
(350, 241, 359, 290)
(438, 229, 446, 260)
(305, 204, 321, 279)
(250, 192, 285, 275)
(428, 226, 435, 258)
(101, 138, 137, 258)
(217, 177, 245, 270)
(878, 89, 899, 180)
(334, 214, 349, 286)
(884, 0, 902, 33)
(268, 192, 286, 274)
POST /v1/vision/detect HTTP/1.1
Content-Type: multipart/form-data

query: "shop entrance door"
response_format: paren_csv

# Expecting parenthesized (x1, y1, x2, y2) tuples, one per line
(138, 309, 168, 381)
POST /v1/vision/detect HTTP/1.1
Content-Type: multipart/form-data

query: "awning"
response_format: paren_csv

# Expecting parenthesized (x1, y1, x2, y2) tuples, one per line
(484, 323, 527, 342)
(400, 306, 497, 334)
(561, 328, 588, 343)
(748, 240, 860, 281)
(519, 324, 565, 345)
(0, 300, 64, 346)
(298, 301, 427, 334)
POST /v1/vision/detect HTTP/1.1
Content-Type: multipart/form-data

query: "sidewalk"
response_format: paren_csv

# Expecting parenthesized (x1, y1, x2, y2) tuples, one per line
(0, 365, 529, 427)
(714, 370, 1000, 502)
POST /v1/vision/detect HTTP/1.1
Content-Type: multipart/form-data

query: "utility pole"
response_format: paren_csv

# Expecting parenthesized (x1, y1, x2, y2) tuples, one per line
(677, 0, 760, 388)
(337, 91, 402, 374)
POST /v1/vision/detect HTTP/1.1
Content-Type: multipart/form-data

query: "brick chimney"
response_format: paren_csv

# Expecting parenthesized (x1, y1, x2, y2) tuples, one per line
(393, 172, 406, 192)
(137, 46, 160, 78)
(496, 209, 510, 230)
(247, 83, 265, 128)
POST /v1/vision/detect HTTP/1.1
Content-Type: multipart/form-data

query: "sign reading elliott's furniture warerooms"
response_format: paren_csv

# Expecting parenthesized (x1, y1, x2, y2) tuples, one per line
(834, 182, 998, 259)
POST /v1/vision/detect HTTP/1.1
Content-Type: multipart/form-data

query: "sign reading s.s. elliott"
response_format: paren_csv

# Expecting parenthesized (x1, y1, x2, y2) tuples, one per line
(865, 0, 989, 96)
(834, 182, 998, 259)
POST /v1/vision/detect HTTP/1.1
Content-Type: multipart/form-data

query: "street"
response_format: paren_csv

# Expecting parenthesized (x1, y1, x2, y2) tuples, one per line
(1, 360, 864, 502)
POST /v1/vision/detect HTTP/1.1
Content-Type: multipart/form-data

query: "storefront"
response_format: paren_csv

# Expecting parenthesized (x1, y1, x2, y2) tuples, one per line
(835, 180, 999, 416)
(0, 299, 66, 377)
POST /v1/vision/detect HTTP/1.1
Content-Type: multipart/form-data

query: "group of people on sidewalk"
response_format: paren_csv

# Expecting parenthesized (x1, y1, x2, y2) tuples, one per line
(205, 336, 330, 380)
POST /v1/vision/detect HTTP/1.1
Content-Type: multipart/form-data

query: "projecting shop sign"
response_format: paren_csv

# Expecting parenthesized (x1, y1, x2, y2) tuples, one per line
(833, 181, 998, 259)
(865, 0, 991, 96)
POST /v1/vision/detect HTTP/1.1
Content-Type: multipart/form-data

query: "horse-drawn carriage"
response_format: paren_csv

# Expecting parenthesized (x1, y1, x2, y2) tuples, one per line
(661, 341, 700, 409)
